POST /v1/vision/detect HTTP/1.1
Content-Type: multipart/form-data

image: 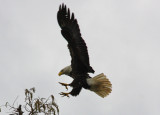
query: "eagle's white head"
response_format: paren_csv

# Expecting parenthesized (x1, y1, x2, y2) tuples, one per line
(58, 65, 72, 76)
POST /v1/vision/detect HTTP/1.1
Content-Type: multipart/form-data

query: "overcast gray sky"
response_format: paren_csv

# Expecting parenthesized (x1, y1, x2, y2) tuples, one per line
(0, 0, 160, 115)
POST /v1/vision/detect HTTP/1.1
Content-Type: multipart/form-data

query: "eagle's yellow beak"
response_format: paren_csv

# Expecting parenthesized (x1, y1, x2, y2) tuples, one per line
(58, 71, 63, 76)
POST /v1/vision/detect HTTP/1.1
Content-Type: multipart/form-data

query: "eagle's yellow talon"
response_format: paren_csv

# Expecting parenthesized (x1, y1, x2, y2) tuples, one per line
(59, 92, 70, 97)
(59, 82, 69, 90)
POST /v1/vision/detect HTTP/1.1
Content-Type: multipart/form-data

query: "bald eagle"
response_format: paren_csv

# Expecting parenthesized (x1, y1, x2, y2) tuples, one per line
(57, 4, 112, 98)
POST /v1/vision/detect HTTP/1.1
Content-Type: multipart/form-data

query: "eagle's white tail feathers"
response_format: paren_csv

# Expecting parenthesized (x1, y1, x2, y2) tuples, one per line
(87, 73, 112, 98)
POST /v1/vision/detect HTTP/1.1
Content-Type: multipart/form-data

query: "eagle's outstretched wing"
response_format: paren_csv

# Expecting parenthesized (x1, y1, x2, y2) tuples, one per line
(57, 4, 94, 75)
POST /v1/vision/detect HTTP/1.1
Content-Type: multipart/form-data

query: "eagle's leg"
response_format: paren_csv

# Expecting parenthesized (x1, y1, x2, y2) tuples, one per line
(59, 82, 69, 90)
(59, 92, 70, 97)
